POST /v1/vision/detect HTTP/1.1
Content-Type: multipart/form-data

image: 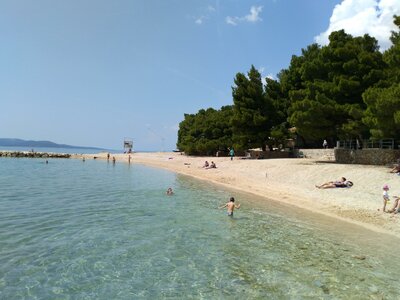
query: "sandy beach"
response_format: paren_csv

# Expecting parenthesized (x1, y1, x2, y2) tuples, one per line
(78, 152, 400, 238)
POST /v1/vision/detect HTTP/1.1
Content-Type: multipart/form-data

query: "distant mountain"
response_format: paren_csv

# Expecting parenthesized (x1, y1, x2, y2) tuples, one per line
(0, 138, 104, 150)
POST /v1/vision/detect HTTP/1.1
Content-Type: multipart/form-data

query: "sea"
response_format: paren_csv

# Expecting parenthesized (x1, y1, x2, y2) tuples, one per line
(1, 148, 399, 299)
(0, 146, 116, 155)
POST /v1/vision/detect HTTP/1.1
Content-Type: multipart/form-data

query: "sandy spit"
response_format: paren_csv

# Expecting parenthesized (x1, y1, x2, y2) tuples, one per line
(76, 152, 400, 238)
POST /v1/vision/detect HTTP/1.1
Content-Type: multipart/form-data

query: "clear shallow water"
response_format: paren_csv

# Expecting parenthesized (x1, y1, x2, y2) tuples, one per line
(0, 158, 399, 299)
(0, 146, 115, 154)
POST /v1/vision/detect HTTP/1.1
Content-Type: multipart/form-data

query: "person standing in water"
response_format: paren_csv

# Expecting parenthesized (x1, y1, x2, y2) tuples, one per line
(219, 197, 240, 216)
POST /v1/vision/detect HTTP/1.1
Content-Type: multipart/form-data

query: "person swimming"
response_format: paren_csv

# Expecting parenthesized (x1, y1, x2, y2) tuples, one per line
(166, 187, 174, 195)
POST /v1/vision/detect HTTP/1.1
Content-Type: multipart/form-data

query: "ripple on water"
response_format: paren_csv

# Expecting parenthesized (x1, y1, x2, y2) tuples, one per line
(0, 158, 399, 299)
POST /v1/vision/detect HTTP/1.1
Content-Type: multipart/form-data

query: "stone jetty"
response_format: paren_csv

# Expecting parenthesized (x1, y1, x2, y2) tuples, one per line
(0, 151, 71, 158)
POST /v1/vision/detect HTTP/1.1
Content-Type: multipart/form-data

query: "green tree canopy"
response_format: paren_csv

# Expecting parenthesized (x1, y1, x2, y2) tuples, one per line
(363, 15, 400, 140)
(177, 106, 233, 155)
(231, 65, 275, 150)
(281, 30, 385, 144)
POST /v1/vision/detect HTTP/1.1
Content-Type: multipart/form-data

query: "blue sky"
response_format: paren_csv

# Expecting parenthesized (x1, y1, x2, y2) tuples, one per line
(1, 0, 399, 151)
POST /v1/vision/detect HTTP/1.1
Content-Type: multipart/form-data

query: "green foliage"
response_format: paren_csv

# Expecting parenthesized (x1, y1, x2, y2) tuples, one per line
(177, 106, 233, 155)
(362, 16, 400, 140)
(282, 30, 385, 143)
(363, 84, 400, 139)
(231, 66, 276, 150)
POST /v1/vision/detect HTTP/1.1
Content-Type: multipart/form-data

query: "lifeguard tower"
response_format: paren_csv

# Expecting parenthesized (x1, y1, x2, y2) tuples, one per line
(123, 138, 133, 153)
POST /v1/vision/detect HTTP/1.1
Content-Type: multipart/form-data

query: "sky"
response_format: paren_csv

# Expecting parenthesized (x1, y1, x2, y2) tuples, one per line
(1, 0, 399, 151)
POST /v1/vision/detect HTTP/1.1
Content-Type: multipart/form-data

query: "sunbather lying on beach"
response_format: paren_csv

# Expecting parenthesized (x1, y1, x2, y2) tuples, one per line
(315, 177, 353, 189)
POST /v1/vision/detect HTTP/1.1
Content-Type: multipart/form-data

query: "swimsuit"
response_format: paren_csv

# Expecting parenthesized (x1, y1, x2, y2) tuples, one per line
(383, 191, 389, 201)
(227, 211, 233, 216)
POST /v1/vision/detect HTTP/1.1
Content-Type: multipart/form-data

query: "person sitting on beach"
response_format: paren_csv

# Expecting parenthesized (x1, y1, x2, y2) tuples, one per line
(202, 161, 209, 168)
(166, 187, 174, 195)
(388, 196, 400, 214)
(206, 161, 216, 169)
(219, 197, 240, 216)
(315, 177, 353, 189)
(384, 186, 400, 213)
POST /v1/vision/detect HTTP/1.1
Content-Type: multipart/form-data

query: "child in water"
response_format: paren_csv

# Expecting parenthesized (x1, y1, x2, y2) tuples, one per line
(219, 197, 240, 216)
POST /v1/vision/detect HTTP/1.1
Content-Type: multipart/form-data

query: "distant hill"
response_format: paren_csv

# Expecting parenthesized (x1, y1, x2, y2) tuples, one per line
(0, 138, 104, 150)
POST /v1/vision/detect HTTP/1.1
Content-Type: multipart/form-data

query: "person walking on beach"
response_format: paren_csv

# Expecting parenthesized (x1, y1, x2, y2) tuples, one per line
(323, 139, 328, 149)
(382, 184, 390, 212)
(229, 147, 235, 161)
(219, 197, 240, 216)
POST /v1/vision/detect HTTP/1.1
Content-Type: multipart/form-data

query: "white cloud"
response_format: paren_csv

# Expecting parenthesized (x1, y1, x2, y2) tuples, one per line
(193, 3, 218, 25)
(225, 16, 237, 26)
(195, 16, 205, 25)
(315, 0, 400, 50)
(208, 5, 216, 12)
(226, 5, 263, 26)
(258, 67, 276, 85)
(245, 6, 263, 22)
(266, 73, 275, 80)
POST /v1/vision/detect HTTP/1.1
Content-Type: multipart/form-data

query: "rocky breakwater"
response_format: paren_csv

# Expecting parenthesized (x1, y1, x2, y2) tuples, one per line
(0, 151, 71, 158)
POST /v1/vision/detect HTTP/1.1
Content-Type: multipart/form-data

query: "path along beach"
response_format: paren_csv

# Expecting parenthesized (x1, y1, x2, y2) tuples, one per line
(78, 152, 400, 238)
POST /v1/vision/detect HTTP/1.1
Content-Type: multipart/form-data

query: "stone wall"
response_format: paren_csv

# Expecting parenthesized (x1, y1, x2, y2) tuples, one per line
(247, 150, 291, 159)
(334, 148, 400, 165)
(251, 149, 335, 160)
(297, 149, 335, 161)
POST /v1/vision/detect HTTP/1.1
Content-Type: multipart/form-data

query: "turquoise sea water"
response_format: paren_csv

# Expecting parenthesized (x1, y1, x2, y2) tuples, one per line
(0, 146, 115, 154)
(1, 157, 399, 299)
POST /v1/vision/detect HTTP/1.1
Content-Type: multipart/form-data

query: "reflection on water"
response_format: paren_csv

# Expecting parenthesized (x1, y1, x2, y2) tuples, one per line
(0, 158, 399, 299)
